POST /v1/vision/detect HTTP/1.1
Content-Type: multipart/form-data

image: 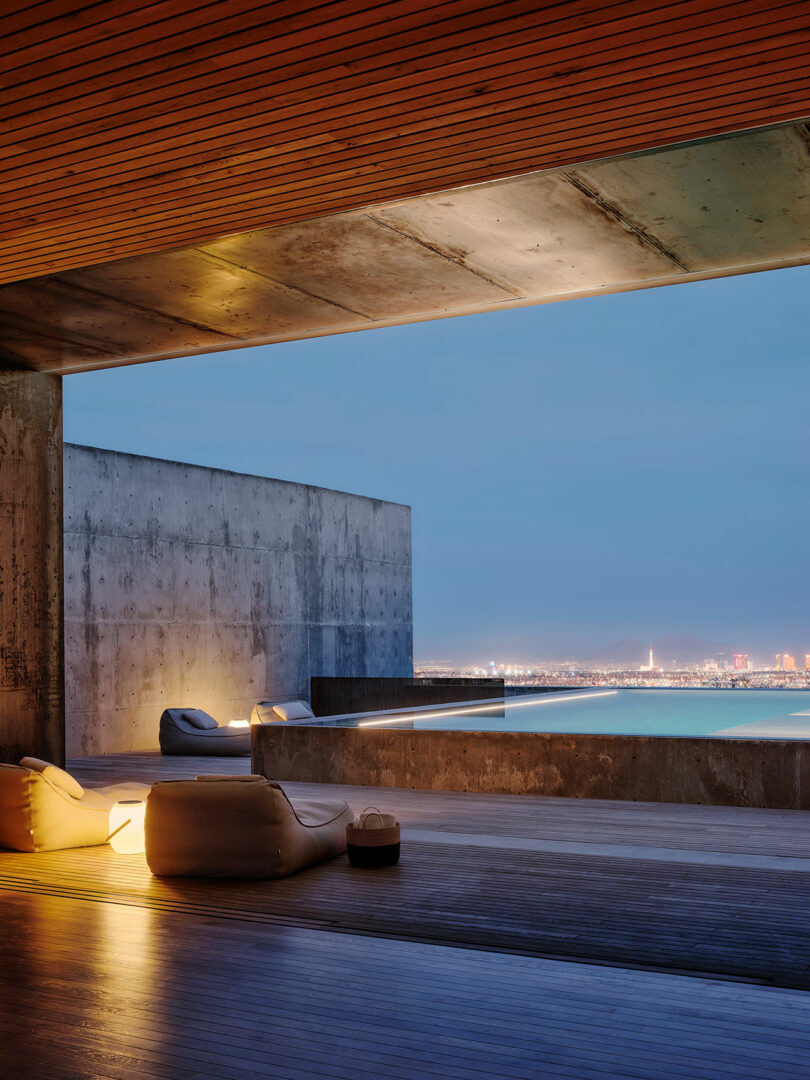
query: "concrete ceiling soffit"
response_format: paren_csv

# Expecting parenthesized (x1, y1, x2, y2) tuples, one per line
(569, 125, 810, 271)
(1, 123, 809, 373)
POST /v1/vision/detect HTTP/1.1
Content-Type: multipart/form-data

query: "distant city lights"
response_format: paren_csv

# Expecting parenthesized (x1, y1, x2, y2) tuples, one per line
(416, 646, 810, 690)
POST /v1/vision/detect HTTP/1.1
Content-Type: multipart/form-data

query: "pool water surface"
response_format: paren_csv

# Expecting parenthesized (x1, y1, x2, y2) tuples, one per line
(353, 688, 810, 738)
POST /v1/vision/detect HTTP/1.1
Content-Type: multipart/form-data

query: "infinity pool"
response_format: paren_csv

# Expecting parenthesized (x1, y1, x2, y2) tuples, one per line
(349, 688, 810, 738)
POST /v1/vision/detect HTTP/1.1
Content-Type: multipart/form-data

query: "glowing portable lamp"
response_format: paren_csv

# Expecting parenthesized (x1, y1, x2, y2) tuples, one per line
(107, 800, 146, 854)
(228, 719, 250, 728)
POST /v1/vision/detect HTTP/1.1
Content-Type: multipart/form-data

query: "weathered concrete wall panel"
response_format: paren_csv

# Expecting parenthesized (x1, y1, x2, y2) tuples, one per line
(0, 372, 64, 765)
(253, 726, 810, 810)
(64, 446, 412, 755)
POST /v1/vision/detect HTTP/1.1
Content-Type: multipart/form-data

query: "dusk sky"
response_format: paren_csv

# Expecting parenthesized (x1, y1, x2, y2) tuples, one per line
(64, 266, 810, 665)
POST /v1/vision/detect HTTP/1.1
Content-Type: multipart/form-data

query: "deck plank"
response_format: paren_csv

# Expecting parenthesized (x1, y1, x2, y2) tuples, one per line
(2, 888, 810, 1080)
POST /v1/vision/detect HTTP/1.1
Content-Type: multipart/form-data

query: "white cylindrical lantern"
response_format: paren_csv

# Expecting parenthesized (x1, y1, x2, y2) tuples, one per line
(108, 800, 146, 854)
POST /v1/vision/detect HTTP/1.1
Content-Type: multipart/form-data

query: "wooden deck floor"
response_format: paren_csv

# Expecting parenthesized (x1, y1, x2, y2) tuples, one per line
(2, 752, 809, 1079)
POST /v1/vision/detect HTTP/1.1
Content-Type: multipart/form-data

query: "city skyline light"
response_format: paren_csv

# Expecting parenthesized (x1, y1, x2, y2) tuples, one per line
(414, 650, 810, 691)
(415, 644, 810, 672)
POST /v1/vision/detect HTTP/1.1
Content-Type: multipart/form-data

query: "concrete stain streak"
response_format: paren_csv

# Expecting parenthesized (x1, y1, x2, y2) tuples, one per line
(363, 213, 523, 297)
(561, 173, 692, 272)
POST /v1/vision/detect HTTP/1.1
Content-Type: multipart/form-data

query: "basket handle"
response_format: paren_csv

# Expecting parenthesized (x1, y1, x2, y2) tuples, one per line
(360, 806, 385, 826)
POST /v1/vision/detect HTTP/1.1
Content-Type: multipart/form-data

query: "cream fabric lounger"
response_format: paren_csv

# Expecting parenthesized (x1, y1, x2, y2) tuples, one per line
(0, 758, 150, 852)
(250, 699, 315, 723)
(145, 775, 353, 879)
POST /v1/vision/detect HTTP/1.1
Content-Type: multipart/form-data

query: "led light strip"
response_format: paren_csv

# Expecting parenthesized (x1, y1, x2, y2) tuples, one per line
(357, 689, 617, 727)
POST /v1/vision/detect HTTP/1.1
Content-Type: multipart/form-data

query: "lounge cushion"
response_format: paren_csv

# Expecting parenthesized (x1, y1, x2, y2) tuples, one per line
(250, 702, 279, 724)
(145, 776, 353, 879)
(181, 708, 219, 730)
(272, 701, 315, 721)
(20, 756, 85, 800)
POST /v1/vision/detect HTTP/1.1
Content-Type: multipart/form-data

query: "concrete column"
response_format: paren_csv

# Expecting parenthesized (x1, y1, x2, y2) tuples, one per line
(0, 371, 64, 765)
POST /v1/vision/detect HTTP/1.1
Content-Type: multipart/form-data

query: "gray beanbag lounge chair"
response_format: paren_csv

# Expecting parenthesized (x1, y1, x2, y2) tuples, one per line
(159, 708, 251, 756)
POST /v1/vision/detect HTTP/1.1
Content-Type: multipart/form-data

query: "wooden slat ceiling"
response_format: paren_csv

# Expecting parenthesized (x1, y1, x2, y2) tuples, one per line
(3, 122, 809, 373)
(3, 0, 810, 285)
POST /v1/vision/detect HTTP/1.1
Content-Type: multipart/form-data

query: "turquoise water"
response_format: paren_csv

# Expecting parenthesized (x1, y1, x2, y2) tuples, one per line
(355, 689, 810, 737)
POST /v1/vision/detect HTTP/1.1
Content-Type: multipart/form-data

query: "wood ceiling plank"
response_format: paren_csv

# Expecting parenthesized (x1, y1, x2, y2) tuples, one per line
(1, 95, 808, 283)
(2, 8, 805, 199)
(0, 0, 510, 106)
(0, 0, 105, 35)
(4, 0, 795, 125)
(4, 94, 804, 244)
(0, 1, 808, 283)
(5, 71, 808, 257)
(0, 0, 228, 62)
(4, 77, 808, 265)
(343, 1, 809, 79)
(2, 36, 805, 221)
(0, 0, 632, 137)
(2, 0, 764, 139)
(266, 10, 808, 111)
(9, 51, 807, 227)
(0, 0, 346, 82)
(5, 0, 798, 166)
(4, 34, 806, 222)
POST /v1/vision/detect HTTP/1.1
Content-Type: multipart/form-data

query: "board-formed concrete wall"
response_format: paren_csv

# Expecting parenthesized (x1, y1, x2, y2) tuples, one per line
(64, 445, 412, 755)
(0, 373, 64, 766)
(253, 726, 810, 810)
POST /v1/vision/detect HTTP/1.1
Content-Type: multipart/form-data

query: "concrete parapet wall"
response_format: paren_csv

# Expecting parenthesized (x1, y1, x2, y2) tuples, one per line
(253, 725, 810, 809)
(64, 445, 412, 755)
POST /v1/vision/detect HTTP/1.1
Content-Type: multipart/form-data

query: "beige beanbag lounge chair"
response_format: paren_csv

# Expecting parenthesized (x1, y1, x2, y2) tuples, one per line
(0, 758, 150, 852)
(145, 775, 353, 879)
(250, 700, 315, 723)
